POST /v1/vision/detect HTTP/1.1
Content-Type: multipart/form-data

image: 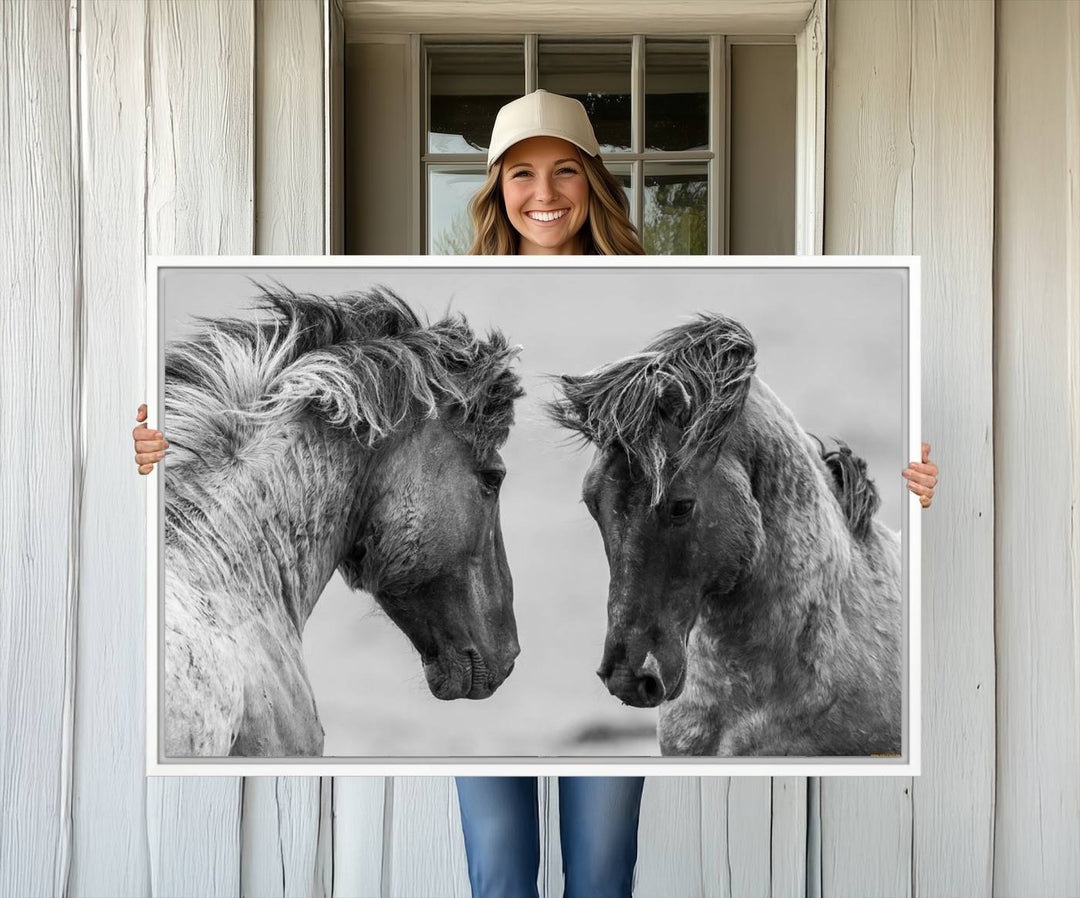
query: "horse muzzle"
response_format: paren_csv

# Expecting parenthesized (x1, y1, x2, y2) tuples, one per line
(598, 650, 686, 708)
(423, 647, 514, 700)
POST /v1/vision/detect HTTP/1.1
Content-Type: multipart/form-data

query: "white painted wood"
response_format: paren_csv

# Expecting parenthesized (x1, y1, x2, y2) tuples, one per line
(635, 778, 703, 897)
(0, 2, 77, 896)
(387, 778, 470, 898)
(699, 779, 774, 897)
(147, 779, 244, 897)
(327, 0, 345, 255)
(255, 0, 324, 256)
(240, 778, 325, 898)
(794, 0, 824, 255)
(69, 1, 152, 894)
(145, 2, 254, 893)
(908, 3, 996, 896)
(333, 778, 387, 897)
(994, 1, 1080, 892)
(343, 0, 815, 38)
(821, 2, 914, 893)
(771, 777, 808, 898)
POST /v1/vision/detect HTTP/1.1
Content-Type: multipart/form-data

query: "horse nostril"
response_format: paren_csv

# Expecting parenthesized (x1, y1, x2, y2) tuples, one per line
(636, 673, 663, 706)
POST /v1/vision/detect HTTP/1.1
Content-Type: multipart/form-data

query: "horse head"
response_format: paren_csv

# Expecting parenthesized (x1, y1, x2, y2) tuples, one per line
(327, 307, 525, 701)
(550, 314, 762, 708)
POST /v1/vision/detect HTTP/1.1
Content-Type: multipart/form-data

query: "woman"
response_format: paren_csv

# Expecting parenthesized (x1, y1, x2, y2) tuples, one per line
(131, 90, 939, 898)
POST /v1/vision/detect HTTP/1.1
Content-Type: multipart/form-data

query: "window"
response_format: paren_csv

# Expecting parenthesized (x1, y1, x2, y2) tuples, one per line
(423, 36, 746, 256)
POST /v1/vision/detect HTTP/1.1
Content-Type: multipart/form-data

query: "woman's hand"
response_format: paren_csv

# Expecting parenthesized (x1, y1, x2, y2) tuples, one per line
(903, 442, 938, 508)
(133, 404, 169, 475)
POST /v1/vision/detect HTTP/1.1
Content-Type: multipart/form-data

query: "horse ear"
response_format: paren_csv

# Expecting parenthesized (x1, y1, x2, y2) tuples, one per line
(657, 377, 691, 429)
(557, 374, 590, 424)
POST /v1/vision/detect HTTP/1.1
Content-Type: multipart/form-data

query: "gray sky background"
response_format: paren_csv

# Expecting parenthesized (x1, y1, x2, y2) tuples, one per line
(161, 265, 908, 757)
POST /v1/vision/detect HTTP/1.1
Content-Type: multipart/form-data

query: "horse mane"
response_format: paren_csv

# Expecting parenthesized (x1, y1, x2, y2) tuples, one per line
(547, 313, 757, 503)
(164, 285, 523, 474)
(811, 437, 882, 540)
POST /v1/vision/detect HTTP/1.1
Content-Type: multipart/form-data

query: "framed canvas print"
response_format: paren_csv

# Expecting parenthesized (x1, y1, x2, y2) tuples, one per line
(145, 256, 920, 777)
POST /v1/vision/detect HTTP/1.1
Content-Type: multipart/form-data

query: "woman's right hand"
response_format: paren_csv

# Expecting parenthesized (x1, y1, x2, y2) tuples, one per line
(133, 403, 169, 475)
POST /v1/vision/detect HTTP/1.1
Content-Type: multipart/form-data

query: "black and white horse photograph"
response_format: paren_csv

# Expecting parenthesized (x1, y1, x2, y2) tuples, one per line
(155, 264, 912, 761)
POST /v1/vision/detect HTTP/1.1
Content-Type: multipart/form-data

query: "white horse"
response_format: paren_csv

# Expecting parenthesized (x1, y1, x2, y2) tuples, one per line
(163, 287, 523, 757)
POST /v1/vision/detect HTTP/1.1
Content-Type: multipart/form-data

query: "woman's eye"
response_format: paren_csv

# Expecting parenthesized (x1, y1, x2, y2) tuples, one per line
(511, 170, 532, 179)
(669, 499, 695, 520)
(478, 469, 505, 492)
(557, 167, 580, 176)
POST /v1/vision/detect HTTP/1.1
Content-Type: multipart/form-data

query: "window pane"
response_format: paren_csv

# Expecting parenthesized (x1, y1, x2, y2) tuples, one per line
(605, 163, 634, 216)
(643, 163, 707, 255)
(428, 167, 486, 254)
(645, 40, 709, 152)
(538, 40, 632, 153)
(428, 44, 524, 154)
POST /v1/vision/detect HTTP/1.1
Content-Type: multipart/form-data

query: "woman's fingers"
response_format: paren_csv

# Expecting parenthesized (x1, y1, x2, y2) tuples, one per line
(136, 403, 147, 423)
(903, 469, 936, 488)
(138, 463, 154, 476)
(135, 450, 166, 464)
(135, 438, 169, 453)
(906, 480, 934, 497)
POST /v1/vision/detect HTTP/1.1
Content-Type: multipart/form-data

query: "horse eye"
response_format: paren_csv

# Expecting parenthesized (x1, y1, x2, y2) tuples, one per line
(478, 469, 505, 493)
(669, 499, 695, 520)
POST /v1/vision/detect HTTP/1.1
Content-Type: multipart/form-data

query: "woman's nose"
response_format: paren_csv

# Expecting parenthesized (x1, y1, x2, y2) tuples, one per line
(533, 175, 557, 201)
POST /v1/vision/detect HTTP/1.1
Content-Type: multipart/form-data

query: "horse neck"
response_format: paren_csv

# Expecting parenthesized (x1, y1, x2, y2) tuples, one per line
(721, 381, 859, 656)
(165, 422, 369, 636)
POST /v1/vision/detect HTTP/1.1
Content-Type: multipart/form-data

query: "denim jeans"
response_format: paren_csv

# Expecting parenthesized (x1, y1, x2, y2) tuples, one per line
(454, 776, 646, 898)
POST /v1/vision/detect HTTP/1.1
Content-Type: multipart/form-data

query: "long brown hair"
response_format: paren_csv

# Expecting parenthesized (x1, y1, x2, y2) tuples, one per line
(467, 150, 645, 256)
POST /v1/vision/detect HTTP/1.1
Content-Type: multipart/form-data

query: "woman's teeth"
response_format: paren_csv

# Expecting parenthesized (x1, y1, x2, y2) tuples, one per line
(527, 209, 567, 222)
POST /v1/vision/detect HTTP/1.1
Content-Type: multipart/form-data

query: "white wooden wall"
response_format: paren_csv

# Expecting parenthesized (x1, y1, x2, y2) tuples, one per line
(2, 1, 1078, 896)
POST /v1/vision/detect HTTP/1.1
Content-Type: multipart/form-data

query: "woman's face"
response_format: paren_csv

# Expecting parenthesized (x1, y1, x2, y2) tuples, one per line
(499, 136, 590, 255)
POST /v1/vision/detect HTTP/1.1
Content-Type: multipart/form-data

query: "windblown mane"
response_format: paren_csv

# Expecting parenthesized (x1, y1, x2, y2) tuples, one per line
(164, 285, 522, 474)
(548, 314, 757, 502)
(813, 437, 882, 540)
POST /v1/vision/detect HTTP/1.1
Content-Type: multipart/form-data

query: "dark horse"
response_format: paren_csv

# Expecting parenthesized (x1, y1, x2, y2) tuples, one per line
(549, 314, 902, 757)
(163, 287, 523, 757)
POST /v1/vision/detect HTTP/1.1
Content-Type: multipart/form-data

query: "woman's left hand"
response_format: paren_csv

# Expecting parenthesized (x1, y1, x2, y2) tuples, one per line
(903, 442, 938, 508)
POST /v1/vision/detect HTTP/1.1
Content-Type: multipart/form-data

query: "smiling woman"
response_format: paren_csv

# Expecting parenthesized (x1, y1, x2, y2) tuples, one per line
(466, 89, 645, 256)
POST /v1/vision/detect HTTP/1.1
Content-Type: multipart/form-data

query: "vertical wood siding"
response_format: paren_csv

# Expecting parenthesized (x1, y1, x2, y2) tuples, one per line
(825, 2, 996, 896)
(908, 3, 996, 895)
(144, 0, 253, 892)
(70, 1, 151, 895)
(994, 1, 1080, 892)
(0, 2, 78, 896)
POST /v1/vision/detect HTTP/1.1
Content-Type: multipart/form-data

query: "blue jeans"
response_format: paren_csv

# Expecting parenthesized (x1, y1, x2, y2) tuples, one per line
(454, 776, 645, 898)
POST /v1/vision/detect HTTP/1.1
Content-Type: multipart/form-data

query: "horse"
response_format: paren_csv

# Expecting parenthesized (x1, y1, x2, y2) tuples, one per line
(162, 286, 523, 757)
(548, 314, 902, 757)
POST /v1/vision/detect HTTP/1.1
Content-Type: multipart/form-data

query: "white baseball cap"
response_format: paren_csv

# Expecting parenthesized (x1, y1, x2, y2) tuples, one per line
(486, 90, 601, 168)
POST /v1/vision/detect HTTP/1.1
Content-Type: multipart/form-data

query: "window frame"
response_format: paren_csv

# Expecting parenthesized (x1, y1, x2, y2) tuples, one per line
(406, 1, 825, 256)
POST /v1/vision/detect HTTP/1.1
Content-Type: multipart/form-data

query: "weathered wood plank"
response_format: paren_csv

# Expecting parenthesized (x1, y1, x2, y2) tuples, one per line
(69, 1, 152, 894)
(822, 2, 914, 894)
(332, 778, 386, 897)
(771, 777, 808, 898)
(145, 1, 254, 893)
(387, 778, 469, 898)
(908, 2, 996, 896)
(0, 1, 77, 896)
(241, 778, 324, 898)
(699, 778, 774, 898)
(254, 0, 324, 255)
(636, 778, 704, 897)
(994, 1, 1080, 892)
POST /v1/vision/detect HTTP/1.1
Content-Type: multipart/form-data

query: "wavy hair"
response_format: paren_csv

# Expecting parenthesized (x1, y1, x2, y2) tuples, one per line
(467, 150, 645, 256)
